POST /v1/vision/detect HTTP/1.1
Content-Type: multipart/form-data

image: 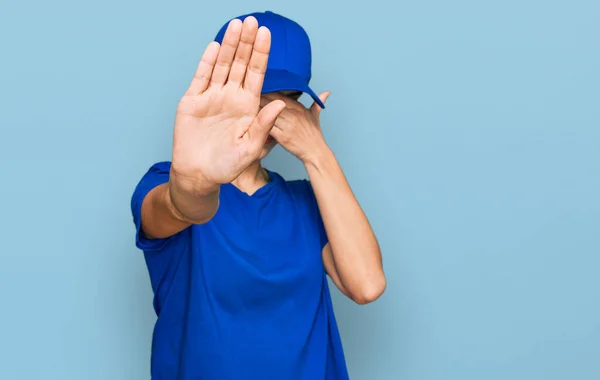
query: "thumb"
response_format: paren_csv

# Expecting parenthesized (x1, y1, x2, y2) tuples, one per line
(310, 91, 331, 117)
(246, 99, 286, 149)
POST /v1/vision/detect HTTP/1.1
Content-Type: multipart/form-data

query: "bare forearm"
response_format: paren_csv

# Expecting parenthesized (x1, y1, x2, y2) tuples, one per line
(305, 143, 385, 302)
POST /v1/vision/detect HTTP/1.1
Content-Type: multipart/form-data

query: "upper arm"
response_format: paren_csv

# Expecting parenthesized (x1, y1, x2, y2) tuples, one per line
(131, 162, 188, 251)
(293, 179, 349, 297)
(300, 179, 350, 298)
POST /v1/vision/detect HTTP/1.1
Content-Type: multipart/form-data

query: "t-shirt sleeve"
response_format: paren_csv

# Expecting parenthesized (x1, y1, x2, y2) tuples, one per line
(130, 161, 174, 252)
(304, 180, 329, 250)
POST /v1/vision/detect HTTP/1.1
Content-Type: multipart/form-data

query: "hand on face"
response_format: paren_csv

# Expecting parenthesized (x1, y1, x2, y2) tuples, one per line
(259, 91, 331, 164)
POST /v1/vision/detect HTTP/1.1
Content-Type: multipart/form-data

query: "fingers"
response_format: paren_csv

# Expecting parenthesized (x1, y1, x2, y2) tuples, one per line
(228, 17, 259, 85)
(244, 26, 271, 95)
(259, 97, 294, 128)
(268, 125, 285, 142)
(187, 17, 265, 95)
(245, 99, 286, 149)
(271, 110, 294, 130)
(310, 91, 331, 117)
(185, 41, 220, 96)
(210, 19, 243, 86)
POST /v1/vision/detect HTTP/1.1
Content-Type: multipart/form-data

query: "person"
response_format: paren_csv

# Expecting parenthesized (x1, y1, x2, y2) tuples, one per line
(130, 10, 386, 380)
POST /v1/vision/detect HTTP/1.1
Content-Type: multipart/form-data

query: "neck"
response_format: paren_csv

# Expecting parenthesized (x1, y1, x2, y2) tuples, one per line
(231, 161, 270, 195)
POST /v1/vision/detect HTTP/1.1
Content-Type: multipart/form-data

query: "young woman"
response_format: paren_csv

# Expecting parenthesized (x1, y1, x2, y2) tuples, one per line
(131, 11, 385, 380)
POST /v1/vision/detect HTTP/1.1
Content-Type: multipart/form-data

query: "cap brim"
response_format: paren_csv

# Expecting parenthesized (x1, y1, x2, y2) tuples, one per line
(261, 70, 325, 109)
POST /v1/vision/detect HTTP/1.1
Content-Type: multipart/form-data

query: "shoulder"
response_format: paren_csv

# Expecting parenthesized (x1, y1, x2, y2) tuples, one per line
(131, 161, 171, 200)
(130, 161, 172, 219)
(270, 169, 309, 195)
(281, 176, 328, 248)
(280, 176, 320, 213)
(283, 177, 317, 202)
(264, 169, 314, 200)
(141, 161, 172, 177)
(133, 161, 172, 191)
(286, 178, 312, 193)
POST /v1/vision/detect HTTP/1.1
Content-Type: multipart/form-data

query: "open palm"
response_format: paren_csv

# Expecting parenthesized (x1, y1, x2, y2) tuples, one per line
(171, 17, 285, 187)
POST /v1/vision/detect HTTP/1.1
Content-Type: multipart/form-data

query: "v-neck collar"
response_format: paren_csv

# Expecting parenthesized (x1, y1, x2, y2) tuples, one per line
(225, 169, 281, 199)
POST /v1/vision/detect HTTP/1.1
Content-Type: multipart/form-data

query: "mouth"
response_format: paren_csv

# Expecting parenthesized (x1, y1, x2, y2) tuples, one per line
(265, 136, 275, 144)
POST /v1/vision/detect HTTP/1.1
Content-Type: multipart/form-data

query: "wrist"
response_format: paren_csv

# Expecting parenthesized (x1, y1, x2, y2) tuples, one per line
(170, 165, 220, 197)
(167, 177, 220, 224)
(302, 139, 335, 172)
(164, 183, 194, 224)
(167, 167, 220, 223)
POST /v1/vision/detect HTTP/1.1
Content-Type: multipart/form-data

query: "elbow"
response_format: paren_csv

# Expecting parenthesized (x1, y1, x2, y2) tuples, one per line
(349, 275, 387, 305)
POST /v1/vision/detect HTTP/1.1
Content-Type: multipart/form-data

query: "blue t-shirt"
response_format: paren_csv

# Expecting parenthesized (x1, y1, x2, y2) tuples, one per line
(131, 162, 349, 380)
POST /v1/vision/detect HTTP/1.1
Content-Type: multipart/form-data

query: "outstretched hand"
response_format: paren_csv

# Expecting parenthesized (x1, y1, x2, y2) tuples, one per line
(171, 16, 286, 193)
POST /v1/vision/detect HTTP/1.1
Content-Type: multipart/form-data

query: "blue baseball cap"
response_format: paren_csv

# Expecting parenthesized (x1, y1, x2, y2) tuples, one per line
(214, 11, 325, 109)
